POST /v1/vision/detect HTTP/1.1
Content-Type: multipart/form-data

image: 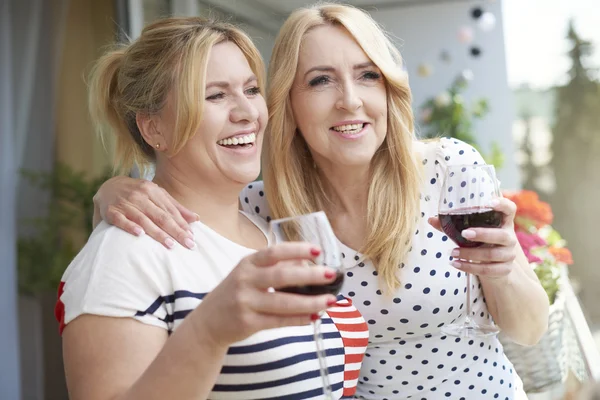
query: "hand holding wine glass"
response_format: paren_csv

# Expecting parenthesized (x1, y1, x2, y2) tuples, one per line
(428, 164, 520, 337)
(270, 211, 342, 400)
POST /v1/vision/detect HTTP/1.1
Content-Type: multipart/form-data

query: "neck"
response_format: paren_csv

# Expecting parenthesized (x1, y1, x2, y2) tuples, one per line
(153, 164, 243, 236)
(318, 163, 370, 218)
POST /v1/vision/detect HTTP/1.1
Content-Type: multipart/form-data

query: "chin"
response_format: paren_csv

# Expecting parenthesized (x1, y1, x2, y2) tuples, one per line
(230, 168, 261, 185)
(335, 151, 377, 167)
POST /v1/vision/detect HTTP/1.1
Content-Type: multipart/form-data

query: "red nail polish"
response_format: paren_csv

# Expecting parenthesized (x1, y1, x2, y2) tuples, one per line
(310, 248, 321, 256)
(327, 298, 338, 306)
(324, 270, 336, 279)
(310, 313, 320, 321)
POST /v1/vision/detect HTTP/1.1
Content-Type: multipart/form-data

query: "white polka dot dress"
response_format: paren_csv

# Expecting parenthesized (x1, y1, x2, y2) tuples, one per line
(240, 138, 526, 400)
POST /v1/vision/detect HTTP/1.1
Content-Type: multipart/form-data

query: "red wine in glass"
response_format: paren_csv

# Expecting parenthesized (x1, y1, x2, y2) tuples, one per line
(269, 211, 342, 399)
(438, 164, 502, 338)
(439, 207, 503, 248)
(280, 269, 345, 296)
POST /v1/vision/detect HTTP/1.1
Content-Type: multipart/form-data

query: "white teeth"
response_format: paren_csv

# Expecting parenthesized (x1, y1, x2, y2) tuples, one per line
(332, 123, 365, 133)
(217, 133, 256, 146)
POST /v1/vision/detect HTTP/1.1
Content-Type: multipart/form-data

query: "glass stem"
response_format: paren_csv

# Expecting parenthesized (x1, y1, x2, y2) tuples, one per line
(313, 318, 333, 399)
(465, 272, 473, 326)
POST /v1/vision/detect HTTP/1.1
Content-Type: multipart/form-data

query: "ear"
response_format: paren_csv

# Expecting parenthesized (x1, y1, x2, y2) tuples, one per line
(136, 113, 165, 151)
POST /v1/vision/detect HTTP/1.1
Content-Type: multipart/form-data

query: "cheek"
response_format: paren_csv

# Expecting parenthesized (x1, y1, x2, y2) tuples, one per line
(293, 94, 332, 135)
(257, 100, 268, 130)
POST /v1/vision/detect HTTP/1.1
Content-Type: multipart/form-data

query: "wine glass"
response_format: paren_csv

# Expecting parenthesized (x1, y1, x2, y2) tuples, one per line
(438, 164, 502, 338)
(270, 211, 342, 400)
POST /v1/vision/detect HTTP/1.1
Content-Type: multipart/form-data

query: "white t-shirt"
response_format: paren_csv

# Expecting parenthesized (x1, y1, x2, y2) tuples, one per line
(239, 138, 526, 400)
(56, 211, 369, 399)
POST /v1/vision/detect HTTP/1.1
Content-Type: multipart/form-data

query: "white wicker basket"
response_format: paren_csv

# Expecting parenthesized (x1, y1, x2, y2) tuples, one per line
(499, 288, 569, 393)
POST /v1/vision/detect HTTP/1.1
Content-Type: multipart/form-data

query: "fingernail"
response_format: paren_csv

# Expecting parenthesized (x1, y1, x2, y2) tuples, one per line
(165, 237, 175, 249)
(310, 248, 321, 256)
(184, 238, 196, 249)
(324, 270, 336, 279)
(451, 261, 462, 269)
(133, 227, 144, 236)
(461, 229, 476, 239)
(490, 199, 500, 207)
(195, 213, 201, 221)
(311, 313, 320, 321)
(327, 298, 338, 306)
(451, 249, 460, 258)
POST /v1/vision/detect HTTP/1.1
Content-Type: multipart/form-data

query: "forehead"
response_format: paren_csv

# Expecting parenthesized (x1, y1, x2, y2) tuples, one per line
(297, 25, 371, 70)
(206, 40, 253, 79)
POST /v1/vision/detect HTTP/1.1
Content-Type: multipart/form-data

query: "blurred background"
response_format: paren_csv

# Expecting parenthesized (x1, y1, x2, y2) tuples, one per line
(1, 0, 599, 399)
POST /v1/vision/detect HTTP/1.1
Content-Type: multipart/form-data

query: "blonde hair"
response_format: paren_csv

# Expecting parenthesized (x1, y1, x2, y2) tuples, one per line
(88, 17, 266, 175)
(263, 3, 422, 292)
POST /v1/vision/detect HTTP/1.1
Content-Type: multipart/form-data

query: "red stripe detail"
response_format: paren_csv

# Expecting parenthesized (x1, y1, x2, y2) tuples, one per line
(343, 337, 369, 347)
(333, 323, 369, 332)
(55, 281, 66, 335)
(331, 300, 352, 308)
(343, 369, 359, 397)
(345, 354, 365, 364)
(329, 296, 367, 397)
(327, 309, 363, 319)
(344, 369, 361, 380)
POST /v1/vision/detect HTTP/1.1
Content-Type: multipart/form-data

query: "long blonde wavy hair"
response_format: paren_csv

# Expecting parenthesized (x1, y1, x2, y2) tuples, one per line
(88, 17, 265, 175)
(263, 3, 422, 292)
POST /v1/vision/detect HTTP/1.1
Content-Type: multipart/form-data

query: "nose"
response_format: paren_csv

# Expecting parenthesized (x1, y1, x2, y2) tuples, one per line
(335, 81, 363, 112)
(230, 94, 259, 123)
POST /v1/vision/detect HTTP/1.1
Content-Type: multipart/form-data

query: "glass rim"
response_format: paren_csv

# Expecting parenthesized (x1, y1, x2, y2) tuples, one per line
(268, 210, 327, 225)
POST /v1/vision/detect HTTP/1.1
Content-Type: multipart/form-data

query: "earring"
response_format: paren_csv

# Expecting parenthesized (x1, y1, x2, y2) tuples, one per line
(155, 143, 160, 149)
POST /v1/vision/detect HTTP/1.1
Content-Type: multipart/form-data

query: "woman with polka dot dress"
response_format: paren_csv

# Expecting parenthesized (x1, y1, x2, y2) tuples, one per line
(92, 3, 548, 399)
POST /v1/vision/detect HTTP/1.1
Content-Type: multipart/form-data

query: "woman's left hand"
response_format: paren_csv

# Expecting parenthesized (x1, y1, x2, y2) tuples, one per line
(428, 197, 519, 279)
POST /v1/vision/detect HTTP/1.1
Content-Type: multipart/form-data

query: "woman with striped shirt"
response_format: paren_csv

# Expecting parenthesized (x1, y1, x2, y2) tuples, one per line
(57, 17, 367, 400)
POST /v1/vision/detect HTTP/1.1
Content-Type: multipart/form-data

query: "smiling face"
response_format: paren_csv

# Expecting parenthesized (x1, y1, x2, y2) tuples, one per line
(290, 24, 388, 171)
(156, 40, 267, 186)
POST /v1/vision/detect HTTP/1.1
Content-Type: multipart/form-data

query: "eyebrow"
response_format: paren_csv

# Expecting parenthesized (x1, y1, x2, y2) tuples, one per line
(303, 61, 376, 77)
(206, 75, 257, 89)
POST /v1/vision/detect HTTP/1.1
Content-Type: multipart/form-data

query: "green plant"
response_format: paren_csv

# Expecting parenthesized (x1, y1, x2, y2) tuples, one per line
(419, 72, 504, 168)
(18, 163, 113, 295)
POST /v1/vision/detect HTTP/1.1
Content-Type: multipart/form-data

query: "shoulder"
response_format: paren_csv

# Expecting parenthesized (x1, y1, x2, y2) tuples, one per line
(58, 222, 177, 331)
(415, 137, 486, 170)
(431, 137, 485, 167)
(64, 221, 169, 277)
(239, 180, 272, 221)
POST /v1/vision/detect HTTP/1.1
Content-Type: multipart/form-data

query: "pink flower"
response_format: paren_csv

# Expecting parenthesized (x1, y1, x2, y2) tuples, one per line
(516, 231, 546, 250)
(516, 231, 545, 264)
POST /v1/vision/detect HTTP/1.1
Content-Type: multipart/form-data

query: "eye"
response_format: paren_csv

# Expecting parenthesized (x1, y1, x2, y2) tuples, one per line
(245, 86, 261, 96)
(308, 75, 331, 87)
(206, 92, 225, 100)
(361, 71, 382, 81)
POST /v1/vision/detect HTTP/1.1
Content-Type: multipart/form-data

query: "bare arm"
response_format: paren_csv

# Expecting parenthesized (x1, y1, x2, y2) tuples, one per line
(429, 198, 549, 346)
(477, 244, 549, 346)
(63, 313, 227, 400)
(62, 243, 339, 400)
